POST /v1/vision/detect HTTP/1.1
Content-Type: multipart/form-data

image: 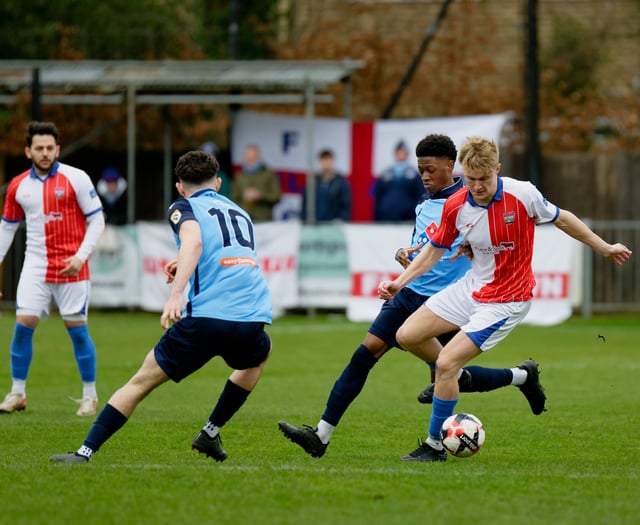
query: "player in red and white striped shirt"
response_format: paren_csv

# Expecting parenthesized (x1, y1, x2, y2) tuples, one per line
(0, 122, 105, 416)
(378, 136, 632, 461)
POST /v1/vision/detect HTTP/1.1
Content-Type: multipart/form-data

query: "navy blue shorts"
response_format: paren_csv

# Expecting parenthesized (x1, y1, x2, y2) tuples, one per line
(154, 317, 271, 383)
(368, 287, 457, 350)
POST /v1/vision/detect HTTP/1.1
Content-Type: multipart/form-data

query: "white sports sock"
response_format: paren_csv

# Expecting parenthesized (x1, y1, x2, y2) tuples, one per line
(510, 367, 527, 386)
(203, 421, 220, 438)
(11, 379, 26, 396)
(425, 436, 443, 450)
(316, 420, 335, 444)
(77, 445, 94, 459)
(82, 382, 97, 398)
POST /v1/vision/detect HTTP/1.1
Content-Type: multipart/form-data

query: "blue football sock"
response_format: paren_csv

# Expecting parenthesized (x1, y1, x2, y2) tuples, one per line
(208, 379, 250, 428)
(10, 323, 35, 381)
(464, 366, 512, 392)
(428, 395, 458, 441)
(67, 325, 97, 382)
(322, 344, 378, 426)
(84, 403, 128, 453)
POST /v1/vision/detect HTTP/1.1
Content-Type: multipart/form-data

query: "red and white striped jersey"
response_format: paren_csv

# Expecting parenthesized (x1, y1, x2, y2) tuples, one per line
(430, 177, 559, 303)
(2, 161, 103, 283)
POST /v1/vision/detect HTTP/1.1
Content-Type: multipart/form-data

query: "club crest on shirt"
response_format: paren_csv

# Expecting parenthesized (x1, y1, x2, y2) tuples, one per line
(503, 211, 516, 225)
(54, 188, 65, 199)
(170, 209, 182, 224)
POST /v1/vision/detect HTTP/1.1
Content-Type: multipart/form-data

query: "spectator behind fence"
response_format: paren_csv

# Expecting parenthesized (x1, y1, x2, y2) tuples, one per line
(97, 167, 128, 225)
(232, 144, 281, 222)
(373, 140, 425, 222)
(301, 148, 351, 223)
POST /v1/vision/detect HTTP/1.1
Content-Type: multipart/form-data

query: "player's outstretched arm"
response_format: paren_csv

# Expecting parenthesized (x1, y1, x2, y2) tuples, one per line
(554, 209, 632, 265)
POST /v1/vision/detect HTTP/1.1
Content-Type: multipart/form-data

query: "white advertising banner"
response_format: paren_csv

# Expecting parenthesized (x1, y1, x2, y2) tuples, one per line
(231, 110, 352, 174)
(526, 224, 580, 326)
(342, 224, 408, 322)
(371, 113, 513, 175)
(136, 222, 178, 312)
(128, 221, 301, 313)
(342, 223, 580, 326)
(90, 224, 140, 307)
(255, 221, 301, 309)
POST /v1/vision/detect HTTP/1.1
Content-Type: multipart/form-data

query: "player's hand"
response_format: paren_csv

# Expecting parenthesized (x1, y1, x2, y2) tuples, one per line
(395, 244, 422, 269)
(378, 280, 399, 301)
(160, 293, 183, 329)
(60, 256, 84, 277)
(164, 259, 178, 283)
(607, 243, 632, 266)
(451, 243, 473, 261)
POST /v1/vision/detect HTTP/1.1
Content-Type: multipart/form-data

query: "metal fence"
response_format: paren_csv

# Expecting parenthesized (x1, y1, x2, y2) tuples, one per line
(581, 220, 640, 317)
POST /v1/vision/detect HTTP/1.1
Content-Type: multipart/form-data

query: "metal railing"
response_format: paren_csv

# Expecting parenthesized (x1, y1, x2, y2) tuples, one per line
(581, 220, 640, 317)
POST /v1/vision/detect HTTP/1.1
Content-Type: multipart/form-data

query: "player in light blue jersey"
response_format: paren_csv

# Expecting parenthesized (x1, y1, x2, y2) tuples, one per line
(51, 150, 272, 464)
(279, 134, 546, 459)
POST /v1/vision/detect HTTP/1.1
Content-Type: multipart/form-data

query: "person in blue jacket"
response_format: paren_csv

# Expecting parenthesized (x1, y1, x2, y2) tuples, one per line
(372, 140, 426, 222)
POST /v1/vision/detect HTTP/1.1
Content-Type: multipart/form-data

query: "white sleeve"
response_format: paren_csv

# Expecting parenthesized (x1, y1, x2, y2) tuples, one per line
(75, 211, 105, 262)
(0, 220, 20, 265)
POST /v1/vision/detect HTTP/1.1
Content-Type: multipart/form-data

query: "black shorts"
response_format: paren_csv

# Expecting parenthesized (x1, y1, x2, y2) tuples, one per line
(154, 317, 271, 382)
(368, 287, 457, 350)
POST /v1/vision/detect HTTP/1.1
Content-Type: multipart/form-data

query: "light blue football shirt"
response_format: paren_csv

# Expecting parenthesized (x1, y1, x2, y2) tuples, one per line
(407, 177, 471, 297)
(167, 189, 272, 323)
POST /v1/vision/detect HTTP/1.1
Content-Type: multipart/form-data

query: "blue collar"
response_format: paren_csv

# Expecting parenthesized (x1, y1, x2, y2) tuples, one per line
(30, 160, 59, 180)
(189, 188, 217, 199)
(466, 176, 503, 208)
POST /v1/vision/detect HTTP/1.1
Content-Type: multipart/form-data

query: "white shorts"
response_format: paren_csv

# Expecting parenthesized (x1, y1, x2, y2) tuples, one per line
(16, 279, 91, 321)
(425, 276, 531, 352)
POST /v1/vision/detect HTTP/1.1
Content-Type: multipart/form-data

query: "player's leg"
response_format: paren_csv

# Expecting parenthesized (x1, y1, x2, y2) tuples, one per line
(50, 348, 170, 463)
(56, 281, 99, 416)
(278, 288, 423, 457)
(192, 322, 271, 462)
(417, 360, 546, 415)
(0, 278, 48, 414)
(402, 292, 532, 462)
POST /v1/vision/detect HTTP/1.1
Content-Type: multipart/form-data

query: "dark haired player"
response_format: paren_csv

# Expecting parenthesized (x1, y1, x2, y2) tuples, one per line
(279, 134, 547, 460)
(51, 150, 272, 463)
(0, 121, 105, 416)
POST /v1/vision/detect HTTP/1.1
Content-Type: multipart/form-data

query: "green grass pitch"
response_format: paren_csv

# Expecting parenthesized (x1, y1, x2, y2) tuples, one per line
(0, 311, 638, 525)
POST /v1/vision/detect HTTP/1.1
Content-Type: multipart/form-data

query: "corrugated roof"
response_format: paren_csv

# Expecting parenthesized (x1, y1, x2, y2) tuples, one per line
(0, 60, 364, 92)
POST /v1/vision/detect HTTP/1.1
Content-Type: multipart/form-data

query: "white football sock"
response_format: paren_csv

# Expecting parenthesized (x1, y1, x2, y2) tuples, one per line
(82, 382, 97, 398)
(510, 367, 527, 386)
(77, 445, 94, 459)
(426, 436, 443, 450)
(316, 420, 335, 444)
(11, 379, 26, 396)
(203, 421, 220, 438)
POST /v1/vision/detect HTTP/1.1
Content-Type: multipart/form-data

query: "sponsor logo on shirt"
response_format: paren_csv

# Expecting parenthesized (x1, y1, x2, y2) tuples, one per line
(44, 211, 63, 223)
(221, 257, 257, 267)
(477, 241, 515, 254)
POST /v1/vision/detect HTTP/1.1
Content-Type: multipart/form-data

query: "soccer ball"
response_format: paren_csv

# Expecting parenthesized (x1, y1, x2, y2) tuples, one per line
(440, 413, 485, 458)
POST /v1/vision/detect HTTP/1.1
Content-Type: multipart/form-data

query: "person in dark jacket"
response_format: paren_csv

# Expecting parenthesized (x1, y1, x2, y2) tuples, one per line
(302, 148, 351, 223)
(373, 140, 425, 222)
